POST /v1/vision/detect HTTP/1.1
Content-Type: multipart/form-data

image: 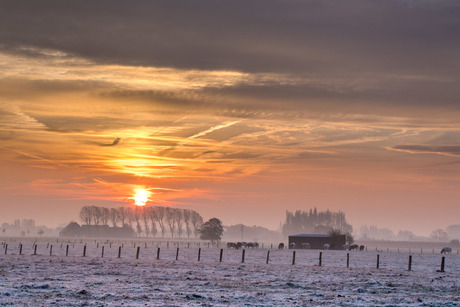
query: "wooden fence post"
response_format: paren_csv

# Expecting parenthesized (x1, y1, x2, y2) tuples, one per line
(219, 248, 223, 262)
(34, 244, 37, 255)
(50, 245, 53, 256)
(292, 251, 296, 265)
(376, 254, 380, 269)
(440, 257, 445, 272)
(102, 246, 105, 258)
(266, 251, 270, 264)
(118, 246, 122, 258)
(136, 246, 140, 259)
(241, 249, 245, 263)
(83, 245, 86, 257)
(408, 255, 412, 271)
(176, 247, 179, 260)
(198, 248, 201, 261)
(19, 244, 22, 255)
(346, 253, 349, 268)
(157, 247, 161, 260)
(4, 244, 7, 255)
(66, 245, 69, 257)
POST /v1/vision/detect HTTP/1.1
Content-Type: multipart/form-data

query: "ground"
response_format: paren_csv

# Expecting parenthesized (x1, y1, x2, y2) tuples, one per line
(0, 241, 459, 306)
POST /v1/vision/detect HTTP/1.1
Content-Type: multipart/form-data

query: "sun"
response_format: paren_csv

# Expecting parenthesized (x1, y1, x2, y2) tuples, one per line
(134, 189, 149, 206)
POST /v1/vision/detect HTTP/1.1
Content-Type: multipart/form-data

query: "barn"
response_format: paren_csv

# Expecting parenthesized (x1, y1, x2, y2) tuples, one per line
(288, 234, 346, 250)
(59, 222, 135, 238)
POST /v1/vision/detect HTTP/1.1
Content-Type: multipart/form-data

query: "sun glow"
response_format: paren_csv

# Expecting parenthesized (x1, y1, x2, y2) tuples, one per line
(134, 189, 149, 206)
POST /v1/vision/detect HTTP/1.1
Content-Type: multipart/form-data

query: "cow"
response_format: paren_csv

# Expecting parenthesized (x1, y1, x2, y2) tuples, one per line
(247, 242, 259, 248)
(323, 243, 330, 250)
(236, 242, 247, 249)
(342, 244, 350, 250)
(278, 243, 285, 250)
(349, 244, 359, 251)
(441, 247, 452, 254)
(359, 245, 365, 251)
(301, 243, 311, 249)
(227, 242, 237, 249)
(289, 242, 296, 249)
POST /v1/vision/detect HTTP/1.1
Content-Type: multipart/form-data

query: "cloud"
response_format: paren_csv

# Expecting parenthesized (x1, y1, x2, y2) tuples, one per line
(99, 137, 121, 147)
(1, 0, 459, 77)
(390, 145, 460, 157)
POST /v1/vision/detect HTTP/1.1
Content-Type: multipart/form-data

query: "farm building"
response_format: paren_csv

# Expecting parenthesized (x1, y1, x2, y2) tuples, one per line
(59, 222, 135, 238)
(288, 234, 346, 250)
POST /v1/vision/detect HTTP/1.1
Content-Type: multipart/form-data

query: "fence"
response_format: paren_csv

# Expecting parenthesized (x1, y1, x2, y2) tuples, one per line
(1, 240, 459, 273)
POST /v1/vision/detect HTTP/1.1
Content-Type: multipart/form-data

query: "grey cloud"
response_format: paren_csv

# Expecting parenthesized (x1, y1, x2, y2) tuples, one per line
(1, 0, 460, 119)
(99, 137, 121, 147)
(1, 0, 459, 77)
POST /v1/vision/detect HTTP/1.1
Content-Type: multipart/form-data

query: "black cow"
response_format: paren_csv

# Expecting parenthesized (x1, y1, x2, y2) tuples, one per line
(349, 244, 359, 251)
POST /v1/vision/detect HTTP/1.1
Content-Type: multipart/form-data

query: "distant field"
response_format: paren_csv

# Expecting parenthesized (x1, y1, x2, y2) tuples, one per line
(1, 240, 459, 306)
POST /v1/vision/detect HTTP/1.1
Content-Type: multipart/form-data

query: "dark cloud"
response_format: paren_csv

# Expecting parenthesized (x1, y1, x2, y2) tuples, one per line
(1, 0, 460, 119)
(99, 137, 121, 147)
(1, 0, 459, 77)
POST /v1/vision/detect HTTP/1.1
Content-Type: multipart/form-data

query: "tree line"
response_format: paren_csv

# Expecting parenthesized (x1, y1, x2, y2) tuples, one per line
(282, 208, 353, 236)
(79, 205, 203, 239)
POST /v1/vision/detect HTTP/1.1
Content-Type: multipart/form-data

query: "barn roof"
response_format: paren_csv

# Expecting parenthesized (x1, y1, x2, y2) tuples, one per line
(289, 234, 330, 238)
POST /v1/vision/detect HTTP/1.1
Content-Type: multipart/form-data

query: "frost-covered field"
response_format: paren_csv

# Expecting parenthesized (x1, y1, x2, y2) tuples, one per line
(1, 242, 459, 306)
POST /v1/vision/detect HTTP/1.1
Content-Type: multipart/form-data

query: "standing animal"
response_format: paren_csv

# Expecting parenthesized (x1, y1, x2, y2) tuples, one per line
(441, 247, 452, 254)
(349, 244, 359, 251)
(227, 242, 237, 249)
(278, 243, 285, 249)
(323, 243, 330, 250)
(359, 245, 365, 251)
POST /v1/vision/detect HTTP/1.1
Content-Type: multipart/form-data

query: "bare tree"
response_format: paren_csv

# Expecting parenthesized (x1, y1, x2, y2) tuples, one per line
(117, 207, 127, 226)
(101, 207, 110, 226)
(174, 209, 184, 238)
(92, 206, 102, 225)
(79, 206, 92, 225)
(165, 207, 176, 238)
(126, 207, 134, 228)
(431, 229, 448, 241)
(183, 209, 192, 239)
(154, 206, 166, 238)
(109, 208, 119, 227)
(133, 207, 142, 237)
(147, 206, 158, 238)
(190, 210, 203, 238)
(142, 207, 150, 237)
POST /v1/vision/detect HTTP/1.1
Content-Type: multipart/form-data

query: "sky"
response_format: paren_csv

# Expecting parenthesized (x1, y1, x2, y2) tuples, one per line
(1, 0, 460, 236)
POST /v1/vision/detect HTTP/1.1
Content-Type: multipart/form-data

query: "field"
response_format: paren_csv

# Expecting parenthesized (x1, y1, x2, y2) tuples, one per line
(1, 240, 459, 306)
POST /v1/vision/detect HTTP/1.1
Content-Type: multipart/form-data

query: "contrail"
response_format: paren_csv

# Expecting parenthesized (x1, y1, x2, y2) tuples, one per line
(151, 116, 188, 137)
(188, 121, 240, 139)
(0, 146, 66, 167)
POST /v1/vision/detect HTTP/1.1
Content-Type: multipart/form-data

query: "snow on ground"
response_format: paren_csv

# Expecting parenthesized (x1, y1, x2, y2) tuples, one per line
(0, 241, 459, 306)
